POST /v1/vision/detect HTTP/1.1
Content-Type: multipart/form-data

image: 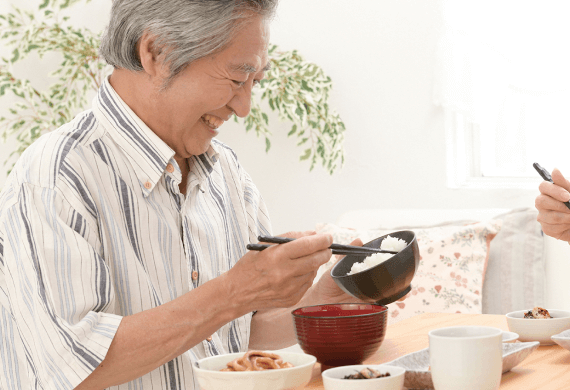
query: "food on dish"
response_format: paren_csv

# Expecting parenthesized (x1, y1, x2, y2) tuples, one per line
(524, 307, 552, 319)
(342, 367, 391, 379)
(220, 350, 294, 371)
(346, 235, 408, 275)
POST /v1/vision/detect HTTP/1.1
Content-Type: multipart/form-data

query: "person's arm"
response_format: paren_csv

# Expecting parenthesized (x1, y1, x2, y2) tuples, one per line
(76, 273, 242, 389)
(249, 238, 367, 351)
(248, 285, 320, 351)
(536, 168, 570, 243)
(76, 234, 333, 388)
(2, 181, 332, 389)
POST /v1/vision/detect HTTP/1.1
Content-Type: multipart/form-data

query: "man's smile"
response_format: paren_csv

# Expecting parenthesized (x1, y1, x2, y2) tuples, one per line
(201, 114, 225, 130)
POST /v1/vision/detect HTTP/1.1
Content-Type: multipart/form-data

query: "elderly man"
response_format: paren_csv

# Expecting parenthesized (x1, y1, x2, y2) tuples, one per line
(0, 0, 363, 389)
(535, 168, 570, 242)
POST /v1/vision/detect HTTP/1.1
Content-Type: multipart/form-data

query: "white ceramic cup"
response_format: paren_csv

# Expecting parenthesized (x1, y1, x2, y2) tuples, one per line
(429, 326, 503, 390)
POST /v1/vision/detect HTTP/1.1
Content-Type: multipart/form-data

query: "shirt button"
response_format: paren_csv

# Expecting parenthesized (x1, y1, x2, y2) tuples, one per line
(206, 336, 212, 342)
(166, 163, 174, 173)
(192, 270, 198, 280)
(144, 181, 152, 189)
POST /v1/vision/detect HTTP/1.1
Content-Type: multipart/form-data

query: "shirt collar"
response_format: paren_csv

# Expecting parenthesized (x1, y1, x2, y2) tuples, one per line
(93, 78, 226, 198)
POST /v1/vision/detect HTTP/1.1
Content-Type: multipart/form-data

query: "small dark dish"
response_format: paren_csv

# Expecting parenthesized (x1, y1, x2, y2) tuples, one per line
(292, 303, 388, 368)
(331, 230, 420, 305)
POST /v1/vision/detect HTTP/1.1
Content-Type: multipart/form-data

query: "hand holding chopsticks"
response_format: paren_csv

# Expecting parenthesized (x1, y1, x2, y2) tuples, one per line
(246, 235, 398, 257)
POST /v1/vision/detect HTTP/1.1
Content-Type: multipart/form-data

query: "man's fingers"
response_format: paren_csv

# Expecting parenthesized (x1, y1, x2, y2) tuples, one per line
(281, 233, 332, 260)
(278, 230, 317, 239)
(350, 237, 364, 247)
(259, 230, 316, 244)
(539, 181, 570, 204)
(287, 248, 332, 277)
(537, 220, 570, 240)
(537, 210, 570, 226)
(552, 168, 570, 195)
(536, 194, 570, 213)
(334, 237, 364, 262)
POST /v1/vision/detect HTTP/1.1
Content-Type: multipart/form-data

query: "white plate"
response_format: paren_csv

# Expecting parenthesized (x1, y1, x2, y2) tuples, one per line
(551, 329, 570, 351)
(384, 342, 539, 390)
(502, 331, 519, 343)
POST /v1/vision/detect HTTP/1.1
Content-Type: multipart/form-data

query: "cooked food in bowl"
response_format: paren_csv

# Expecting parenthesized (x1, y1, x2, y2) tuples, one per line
(194, 351, 316, 390)
(220, 351, 293, 371)
(506, 309, 570, 345)
(346, 235, 408, 275)
(343, 367, 391, 379)
(331, 230, 420, 305)
(524, 307, 552, 319)
(322, 364, 406, 390)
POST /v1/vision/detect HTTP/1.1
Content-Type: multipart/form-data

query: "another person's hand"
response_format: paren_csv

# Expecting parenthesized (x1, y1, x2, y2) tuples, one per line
(310, 237, 374, 304)
(226, 231, 332, 311)
(535, 168, 570, 243)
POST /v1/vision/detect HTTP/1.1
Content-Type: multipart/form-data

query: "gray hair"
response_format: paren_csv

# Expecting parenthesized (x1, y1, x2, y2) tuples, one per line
(99, 0, 277, 82)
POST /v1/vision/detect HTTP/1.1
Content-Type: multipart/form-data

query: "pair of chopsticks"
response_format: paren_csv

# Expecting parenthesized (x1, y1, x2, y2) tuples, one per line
(246, 235, 398, 257)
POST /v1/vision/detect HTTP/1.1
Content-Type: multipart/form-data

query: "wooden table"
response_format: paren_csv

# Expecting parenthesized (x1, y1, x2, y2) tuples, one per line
(304, 312, 570, 389)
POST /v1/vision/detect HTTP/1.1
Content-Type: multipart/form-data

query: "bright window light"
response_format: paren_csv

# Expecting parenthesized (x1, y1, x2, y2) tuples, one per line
(435, 0, 570, 188)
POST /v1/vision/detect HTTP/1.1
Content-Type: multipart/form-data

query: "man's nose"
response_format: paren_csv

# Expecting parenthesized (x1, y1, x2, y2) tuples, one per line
(228, 82, 253, 118)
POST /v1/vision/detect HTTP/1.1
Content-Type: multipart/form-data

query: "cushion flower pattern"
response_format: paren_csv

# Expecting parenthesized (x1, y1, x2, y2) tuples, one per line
(315, 220, 502, 325)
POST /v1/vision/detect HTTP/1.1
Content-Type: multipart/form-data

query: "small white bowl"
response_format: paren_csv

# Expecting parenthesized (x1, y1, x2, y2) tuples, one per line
(506, 309, 570, 345)
(502, 331, 519, 343)
(193, 351, 316, 390)
(322, 364, 405, 390)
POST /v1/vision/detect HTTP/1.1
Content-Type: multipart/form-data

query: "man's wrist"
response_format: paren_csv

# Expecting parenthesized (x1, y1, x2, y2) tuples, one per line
(295, 285, 320, 309)
(215, 271, 254, 319)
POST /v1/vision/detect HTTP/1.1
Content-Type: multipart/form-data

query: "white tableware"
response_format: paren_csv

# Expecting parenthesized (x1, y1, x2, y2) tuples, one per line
(551, 329, 570, 351)
(321, 364, 405, 390)
(506, 309, 570, 345)
(429, 326, 502, 390)
(502, 331, 519, 343)
(193, 351, 316, 390)
(502, 341, 539, 372)
(385, 342, 539, 389)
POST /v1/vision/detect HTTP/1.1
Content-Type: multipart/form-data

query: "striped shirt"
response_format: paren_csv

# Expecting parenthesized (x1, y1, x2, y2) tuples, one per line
(0, 77, 271, 389)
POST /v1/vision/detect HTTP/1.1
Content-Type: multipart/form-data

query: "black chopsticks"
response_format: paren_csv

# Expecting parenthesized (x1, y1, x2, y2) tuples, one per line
(245, 235, 398, 257)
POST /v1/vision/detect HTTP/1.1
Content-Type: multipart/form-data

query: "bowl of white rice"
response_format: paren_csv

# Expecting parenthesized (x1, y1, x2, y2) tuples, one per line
(330, 230, 419, 305)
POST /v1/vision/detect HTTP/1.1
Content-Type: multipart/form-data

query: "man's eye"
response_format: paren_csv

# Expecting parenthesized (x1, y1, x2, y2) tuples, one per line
(232, 80, 246, 87)
(253, 79, 261, 87)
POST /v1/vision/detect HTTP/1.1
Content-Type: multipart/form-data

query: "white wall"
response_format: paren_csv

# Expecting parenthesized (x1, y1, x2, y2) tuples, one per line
(0, 0, 539, 234)
(219, 0, 538, 233)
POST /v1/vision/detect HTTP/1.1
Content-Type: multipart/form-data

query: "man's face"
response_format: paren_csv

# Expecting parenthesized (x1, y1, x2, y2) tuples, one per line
(150, 15, 270, 159)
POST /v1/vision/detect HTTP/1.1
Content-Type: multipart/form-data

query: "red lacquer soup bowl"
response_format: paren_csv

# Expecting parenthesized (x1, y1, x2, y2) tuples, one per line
(291, 303, 388, 368)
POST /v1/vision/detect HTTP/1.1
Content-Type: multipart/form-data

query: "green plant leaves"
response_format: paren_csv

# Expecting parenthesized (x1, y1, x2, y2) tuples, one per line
(241, 44, 347, 174)
(0, 1, 346, 175)
(10, 48, 19, 63)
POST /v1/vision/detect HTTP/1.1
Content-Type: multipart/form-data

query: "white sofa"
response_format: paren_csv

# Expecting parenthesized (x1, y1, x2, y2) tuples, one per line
(335, 208, 570, 312)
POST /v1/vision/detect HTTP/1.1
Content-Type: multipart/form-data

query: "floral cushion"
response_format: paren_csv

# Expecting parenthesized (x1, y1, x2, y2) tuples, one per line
(315, 219, 502, 325)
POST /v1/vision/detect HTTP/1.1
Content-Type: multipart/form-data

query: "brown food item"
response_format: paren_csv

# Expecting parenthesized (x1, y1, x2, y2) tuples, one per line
(220, 351, 294, 372)
(523, 307, 552, 319)
(343, 367, 391, 379)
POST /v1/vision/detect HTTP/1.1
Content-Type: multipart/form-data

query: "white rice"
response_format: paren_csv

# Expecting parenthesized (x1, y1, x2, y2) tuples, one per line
(346, 235, 408, 275)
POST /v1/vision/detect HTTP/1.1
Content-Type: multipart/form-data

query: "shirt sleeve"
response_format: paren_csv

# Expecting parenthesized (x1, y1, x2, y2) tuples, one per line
(0, 182, 122, 389)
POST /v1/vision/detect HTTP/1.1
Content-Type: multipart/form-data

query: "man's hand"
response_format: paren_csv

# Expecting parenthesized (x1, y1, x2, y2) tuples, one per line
(536, 168, 570, 243)
(247, 236, 371, 351)
(226, 231, 333, 312)
(309, 237, 374, 304)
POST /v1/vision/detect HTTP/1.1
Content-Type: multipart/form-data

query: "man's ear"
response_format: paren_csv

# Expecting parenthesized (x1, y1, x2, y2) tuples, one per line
(138, 31, 165, 78)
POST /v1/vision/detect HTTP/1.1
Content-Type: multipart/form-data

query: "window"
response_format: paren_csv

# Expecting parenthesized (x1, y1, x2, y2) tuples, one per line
(435, 0, 570, 188)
